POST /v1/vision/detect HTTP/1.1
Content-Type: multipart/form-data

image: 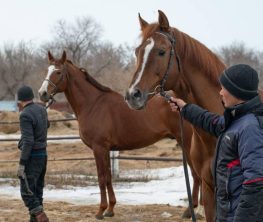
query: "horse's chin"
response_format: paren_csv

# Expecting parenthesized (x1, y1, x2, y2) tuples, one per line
(40, 95, 51, 103)
(131, 104, 145, 110)
(126, 100, 146, 110)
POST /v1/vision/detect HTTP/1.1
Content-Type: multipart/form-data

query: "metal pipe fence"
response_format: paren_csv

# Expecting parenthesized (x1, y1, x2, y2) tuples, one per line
(0, 118, 182, 177)
(0, 117, 77, 125)
(0, 156, 182, 163)
(0, 136, 80, 142)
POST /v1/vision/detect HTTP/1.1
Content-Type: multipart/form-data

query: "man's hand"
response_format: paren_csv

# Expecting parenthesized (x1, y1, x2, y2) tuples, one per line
(17, 164, 25, 178)
(169, 97, 187, 112)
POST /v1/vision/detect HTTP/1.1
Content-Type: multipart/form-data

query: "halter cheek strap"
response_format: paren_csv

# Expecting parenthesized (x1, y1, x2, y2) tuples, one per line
(44, 78, 57, 91)
(44, 65, 68, 108)
(148, 31, 181, 97)
(46, 65, 68, 96)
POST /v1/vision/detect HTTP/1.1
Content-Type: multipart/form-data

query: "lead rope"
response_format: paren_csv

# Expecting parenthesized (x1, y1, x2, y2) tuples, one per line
(160, 90, 196, 222)
(178, 108, 196, 222)
(45, 96, 56, 109)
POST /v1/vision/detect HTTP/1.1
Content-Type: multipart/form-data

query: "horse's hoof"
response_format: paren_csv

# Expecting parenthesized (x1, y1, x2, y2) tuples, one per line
(181, 207, 191, 219)
(104, 211, 114, 217)
(95, 214, 104, 220)
(182, 207, 204, 220)
(195, 213, 204, 220)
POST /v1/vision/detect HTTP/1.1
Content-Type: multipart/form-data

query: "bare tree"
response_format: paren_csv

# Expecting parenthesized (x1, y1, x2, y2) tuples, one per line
(86, 43, 134, 75)
(216, 41, 260, 68)
(0, 42, 38, 100)
(43, 16, 102, 66)
(41, 16, 135, 94)
(90, 43, 135, 94)
(0, 16, 136, 100)
(215, 41, 263, 89)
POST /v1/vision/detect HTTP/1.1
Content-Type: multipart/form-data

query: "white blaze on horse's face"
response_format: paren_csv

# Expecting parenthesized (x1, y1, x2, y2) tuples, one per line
(129, 38, 154, 94)
(38, 65, 57, 95)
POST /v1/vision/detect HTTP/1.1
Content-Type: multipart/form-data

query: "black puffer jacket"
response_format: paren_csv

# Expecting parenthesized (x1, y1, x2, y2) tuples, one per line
(19, 102, 49, 165)
(181, 96, 263, 222)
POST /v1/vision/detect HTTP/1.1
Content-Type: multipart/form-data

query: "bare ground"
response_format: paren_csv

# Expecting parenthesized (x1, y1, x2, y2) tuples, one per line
(0, 197, 205, 222)
(0, 110, 205, 222)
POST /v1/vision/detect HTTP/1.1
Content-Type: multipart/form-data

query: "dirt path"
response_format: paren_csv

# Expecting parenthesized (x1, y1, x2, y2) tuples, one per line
(0, 197, 205, 222)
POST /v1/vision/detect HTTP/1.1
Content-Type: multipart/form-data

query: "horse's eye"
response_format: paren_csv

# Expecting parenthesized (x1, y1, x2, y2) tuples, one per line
(56, 71, 61, 75)
(158, 49, 165, 56)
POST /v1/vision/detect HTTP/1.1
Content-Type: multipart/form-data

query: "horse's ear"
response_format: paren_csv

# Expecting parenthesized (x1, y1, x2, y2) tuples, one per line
(158, 10, 170, 32)
(48, 51, 54, 63)
(138, 13, 149, 31)
(60, 51, 67, 64)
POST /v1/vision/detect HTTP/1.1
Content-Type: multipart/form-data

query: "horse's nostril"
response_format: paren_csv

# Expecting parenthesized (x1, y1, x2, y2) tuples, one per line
(133, 89, 141, 98)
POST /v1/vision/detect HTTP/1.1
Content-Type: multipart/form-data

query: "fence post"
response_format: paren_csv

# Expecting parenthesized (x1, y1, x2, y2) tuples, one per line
(110, 151, 119, 178)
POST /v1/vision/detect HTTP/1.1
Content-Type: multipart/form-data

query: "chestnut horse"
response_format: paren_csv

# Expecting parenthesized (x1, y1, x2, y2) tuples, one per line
(125, 10, 226, 222)
(38, 51, 199, 220)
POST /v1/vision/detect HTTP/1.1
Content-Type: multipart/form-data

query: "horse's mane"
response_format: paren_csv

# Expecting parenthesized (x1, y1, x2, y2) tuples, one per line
(141, 23, 226, 85)
(66, 60, 112, 92)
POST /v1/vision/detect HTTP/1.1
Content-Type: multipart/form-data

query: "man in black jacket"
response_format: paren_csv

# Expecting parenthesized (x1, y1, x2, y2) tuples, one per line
(17, 85, 49, 222)
(169, 64, 263, 222)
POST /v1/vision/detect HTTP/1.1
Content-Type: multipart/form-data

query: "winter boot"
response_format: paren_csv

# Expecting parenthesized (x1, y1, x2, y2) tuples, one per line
(36, 212, 49, 222)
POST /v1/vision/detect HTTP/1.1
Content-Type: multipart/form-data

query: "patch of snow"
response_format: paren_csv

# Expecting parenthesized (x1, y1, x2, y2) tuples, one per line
(0, 166, 192, 206)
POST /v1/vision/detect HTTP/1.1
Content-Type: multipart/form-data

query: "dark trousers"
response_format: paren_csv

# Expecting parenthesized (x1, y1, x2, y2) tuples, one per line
(234, 182, 263, 222)
(20, 156, 47, 213)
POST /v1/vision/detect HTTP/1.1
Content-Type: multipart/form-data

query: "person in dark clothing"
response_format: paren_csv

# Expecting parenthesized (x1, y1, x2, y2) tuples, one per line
(169, 64, 263, 222)
(17, 85, 50, 222)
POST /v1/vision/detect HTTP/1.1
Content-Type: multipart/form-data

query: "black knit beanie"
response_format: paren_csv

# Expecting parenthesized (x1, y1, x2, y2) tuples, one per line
(219, 64, 259, 100)
(17, 85, 34, 101)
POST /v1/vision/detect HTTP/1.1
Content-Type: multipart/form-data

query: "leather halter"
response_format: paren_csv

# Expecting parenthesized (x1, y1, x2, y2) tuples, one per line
(44, 65, 67, 108)
(148, 31, 181, 98)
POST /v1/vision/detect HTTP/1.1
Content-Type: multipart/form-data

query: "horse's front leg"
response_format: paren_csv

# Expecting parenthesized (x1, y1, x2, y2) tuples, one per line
(104, 151, 116, 217)
(93, 148, 108, 220)
(181, 169, 201, 219)
(202, 164, 215, 222)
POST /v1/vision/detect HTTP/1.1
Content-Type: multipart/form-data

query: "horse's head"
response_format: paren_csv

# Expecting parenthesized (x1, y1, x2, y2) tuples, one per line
(39, 51, 68, 102)
(125, 10, 181, 110)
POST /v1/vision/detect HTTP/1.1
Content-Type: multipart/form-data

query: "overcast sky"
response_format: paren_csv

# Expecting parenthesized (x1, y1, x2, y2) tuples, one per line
(0, 0, 262, 51)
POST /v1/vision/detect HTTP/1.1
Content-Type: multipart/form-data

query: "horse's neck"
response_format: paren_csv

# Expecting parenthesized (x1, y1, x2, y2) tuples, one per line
(173, 31, 225, 114)
(175, 65, 224, 114)
(64, 71, 102, 117)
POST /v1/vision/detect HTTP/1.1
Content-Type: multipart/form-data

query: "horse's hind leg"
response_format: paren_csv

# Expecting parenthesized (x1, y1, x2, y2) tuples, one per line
(104, 152, 116, 217)
(93, 148, 109, 220)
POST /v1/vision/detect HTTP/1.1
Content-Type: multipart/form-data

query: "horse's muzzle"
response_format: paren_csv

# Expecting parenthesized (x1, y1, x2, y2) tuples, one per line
(39, 91, 50, 103)
(125, 89, 146, 110)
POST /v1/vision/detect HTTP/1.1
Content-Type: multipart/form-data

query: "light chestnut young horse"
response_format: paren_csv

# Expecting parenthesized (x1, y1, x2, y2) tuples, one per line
(125, 10, 226, 222)
(38, 51, 200, 220)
